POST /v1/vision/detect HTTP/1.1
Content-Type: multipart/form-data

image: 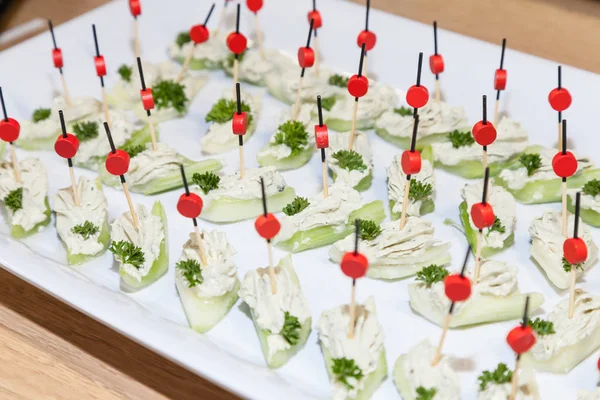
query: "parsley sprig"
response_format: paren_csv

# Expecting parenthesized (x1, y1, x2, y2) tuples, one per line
(478, 363, 513, 391)
(415, 386, 437, 400)
(519, 153, 542, 176)
(153, 80, 188, 114)
(282, 197, 310, 216)
(280, 312, 302, 345)
(205, 98, 252, 124)
(109, 240, 145, 269)
(191, 172, 220, 195)
(175, 32, 191, 48)
(562, 256, 584, 273)
(328, 74, 349, 88)
(529, 318, 555, 336)
(486, 216, 506, 236)
(409, 180, 433, 202)
(118, 64, 133, 82)
(3, 187, 23, 213)
(415, 265, 449, 287)
(273, 120, 309, 155)
(32, 108, 51, 123)
(320, 96, 336, 111)
(71, 221, 100, 240)
(582, 179, 600, 197)
(73, 121, 99, 142)
(448, 130, 474, 149)
(332, 150, 367, 171)
(332, 358, 363, 390)
(355, 219, 382, 241)
(393, 106, 413, 116)
(122, 143, 147, 158)
(176, 259, 204, 287)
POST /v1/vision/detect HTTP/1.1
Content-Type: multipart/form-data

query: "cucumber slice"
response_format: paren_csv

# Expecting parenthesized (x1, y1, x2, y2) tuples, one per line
(458, 201, 514, 258)
(98, 156, 223, 195)
(275, 200, 385, 253)
(247, 255, 311, 368)
(201, 186, 296, 223)
(374, 128, 448, 151)
(331, 170, 373, 192)
(120, 201, 169, 291)
(321, 346, 388, 400)
(173, 56, 221, 70)
(435, 153, 522, 179)
(0, 141, 4, 158)
(392, 355, 414, 400)
(9, 197, 52, 239)
(257, 146, 314, 171)
(325, 117, 375, 133)
(66, 221, 111, 265)
(408, 284, 544, 328)
(177, 278, 240, 333)
(567, 195, 600, 227)
(16, 131, 61, 151)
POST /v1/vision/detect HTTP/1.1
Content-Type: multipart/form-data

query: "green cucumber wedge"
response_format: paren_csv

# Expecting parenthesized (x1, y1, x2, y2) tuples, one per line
(249, 255, 311, 368)
(374, 128, 448, 151)
(173, 56, 222, 70)
(257, 147, 314, 171)
(331, 170, 373, 192)
(120, 201, 169, 291)
(436, 153, 523, 179)
(0, 141, 4, 159)
(392, 355, 417, 400)
(325, 117, 375, 133)
(201, 186, 296, 223)
(9, 197, 51, 239)
(275, 200, 386, 253)
(459, 201, 514, 257)
(177, 279, 240, 333)
(567, 195, 600, 227)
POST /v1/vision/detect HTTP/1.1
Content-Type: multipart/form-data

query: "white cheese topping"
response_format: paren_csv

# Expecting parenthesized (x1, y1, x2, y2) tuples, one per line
(568, 187, 600, 214)
(0, 158, 48, 231)
(530, 290, 600, 361)
(403, 340, 461, 400)
(499, 146, 593, 191)
(276, 183, 363, 243)
(327, 131, 373, 189)
(376, 100, 469, 139)
(225, 49, 296, 84)
(266, 67, 339, 104)
(176, 230, 238, 298)
(275, 103, 317, 128)
(111, 203, 164, 282)
(388, 156, 435, 217)
(461, 180, 516, 249)
(114, 60, 161, 104)
(577, 388, 600, 400)
(317, 297, 384, 400)
(167, 32, 229, 64)
(478, 376, 536, 400)
(529, 211, 597, 288)
(126, 143, 182, 187)
(327, 82, 398, 122)
(239, 264, 311, 358)
(53, 177, 107, 256)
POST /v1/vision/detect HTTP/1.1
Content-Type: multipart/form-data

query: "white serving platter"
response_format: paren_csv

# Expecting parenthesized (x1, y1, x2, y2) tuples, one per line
(1, 0, 599, 399)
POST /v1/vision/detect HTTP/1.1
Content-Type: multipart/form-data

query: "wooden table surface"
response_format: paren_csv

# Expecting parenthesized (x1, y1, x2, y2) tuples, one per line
(1, 0, 599, 399)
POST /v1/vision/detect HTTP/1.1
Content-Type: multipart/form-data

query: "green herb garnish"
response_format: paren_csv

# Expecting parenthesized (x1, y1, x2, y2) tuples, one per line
(225, 50, 246, 68)
(191, 171, 220, 194)
(176, 259, 204, 287)
(332, 358, 364, 390)
(486, 216, 506, 236)
(175, 32, 191, 48)
(118, 64, 133, 82)
(280, 311, 302, 345)
(582, 179, 600, 197)
(152, 79, 188, 113)
(519, 153, 542, 176)
(73, 121, 99, 141)
(562, 256, 583, 273)
(71, 221, 100, 240)
(282, 196, 310, 216)
(320, 96, 337, 111)
(273, 120, 309, 155)
(448, 130, 474, 149)
(355, 219, 382, 241)
(109, 240, 145, 269)
(332, 150, 367, 171)
(415, 265, 449, 287)
(409, 180, 433, 202)
(3, 187, 23, 213)
(393, 106, 413, 116)
(205, 98, 252, 124)
(122, 143, 146, 158)
(32, 108, 51, 123)
(478, 363, 513, 391)
(529, 318, 555, 336)
(415, 386, 437, 400)
(328, 74, 349, 88)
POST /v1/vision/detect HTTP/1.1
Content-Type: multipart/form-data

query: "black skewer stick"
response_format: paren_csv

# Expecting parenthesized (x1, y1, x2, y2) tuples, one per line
(574, 192, 581, 239)
(260, 177, 268, 217)
(236, 82, 243, 147)
(562, 119, 567, 155)
(496, 38, 506, 101)
(352, 219, 361, 288)
(366, 0, 371, 31)
(482, 166, 490, 205)
(92, 24, 104, 87)
(136, 57, 151, 117)
(352, 43, 367, 103)
(433, 21, 439, 81)
(317, 95, 326, 163)
(180, 164, 199, 229)
(413, 52, 424, 117)
(48, 20, 63, 75)
(300, 19, 316, 78)
(482, 95, 488, 152)
(234, 4, 241, 61)
(448, 245, 471, 314)
(521, 295, 530, 328)
(558, 66, 562, 124)
(406, 114, 420, 182)
(313, 0, 318, 39)
(204, 3, 216, 26)
(104, 122, 126, 184)
(58, 111, 73, 168)
(0, 87, 8, 123)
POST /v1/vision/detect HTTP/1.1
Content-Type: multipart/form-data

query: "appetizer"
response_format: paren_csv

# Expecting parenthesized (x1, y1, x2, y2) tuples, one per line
(317, 296, 387, 400)
(274, 183, 385, 253)
(0, 158, 51, 238)
(375, 99, 469, 150)
(239, 255, 311, 368)
(529, 211, 597, 289)
(175, 230, 240, 333)
(431, 117, 529, 179)
(108, 61, 206, 122)
(459, 179, 516, 257)
(200, 89, 262, 154)
(18, 96, 101, 151)
(387, 146, 435, 219)
(257, 104, 316, 170)
(329, 218, 451, 280)
(110, 201, 168, 291)
(393, 340, 461, 400)
(496, 145, 600, 204)
(53, 177, 110, 265)
(265, 67, 343, 106)
(409, 261, 544, 327)
(522, 290, 600, 373)
(222, 48, 296, 86)
(169, 30, 229, 70)
(477, 363, 539, 400)
(567, 179, 600, 227)
(191, 167, 295, 223)
(327, 131, 373, 192)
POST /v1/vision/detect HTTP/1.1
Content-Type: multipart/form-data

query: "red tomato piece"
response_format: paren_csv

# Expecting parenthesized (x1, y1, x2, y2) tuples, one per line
(444, 274, 472, 302)
(190, 24, 210, 44)
(341, 252, 368, 279)
(429, 54, 444, 75)
(347, 75, 369, 98)
(52, 48, 63, 69)
(307, 10, 322, 29)
(94, 55, 107, 77)
(297, 47, 315, 69)
(472, 120, 497, 147)
(105, 149, 130, 176)
(494, 69, 507, 90)
(54, 133, 79, 159)
(564, 237, 588, 265)
(232, 112, 249, 135)
(129, 0, 141, 17)
(0, 118, 20, 143)
(548, 88, 572, 112)
(314, 124, 329, 149)
(401, 150, 422, 176)
(255, 213, 281, 240)
(140, 88, 154, 111)
(177, 192, 203, 219)
(506, 325, 536, 354)
(356, 30, 376, 51)
(406, 85, 429, 109)
(552, 151, 578, 178)
(246, 0, 263, 13)
(471, 202, 495, 230)
(227, 32, 248, 55)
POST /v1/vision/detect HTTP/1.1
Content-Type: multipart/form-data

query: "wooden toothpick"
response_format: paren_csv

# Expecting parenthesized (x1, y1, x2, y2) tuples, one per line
(473, 167, 490, 284)
(259, 177, 277, 294)
(58, 110, 80, 206)
(400, 114, 420, 229)
(178, 4, 216, 82)
(180, 164, 208, 265)
(292, 19, 315, 121)
(561, 119, 568, 239)
(348, 220, 361, 339)
(48, 20, 72, 107)
(0, 88, 20, 184)
(316, 95, 329, 198)
(136, 57, 158, 151)
(568, 192, 582, 319)
(557, 66, 563, 152)
(92, 24, 111, 128)
(433, 21, 441, 102)
(493, 38, 507, 126)
(232, 4, 242, 93)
